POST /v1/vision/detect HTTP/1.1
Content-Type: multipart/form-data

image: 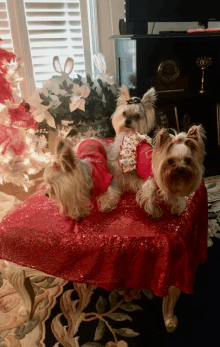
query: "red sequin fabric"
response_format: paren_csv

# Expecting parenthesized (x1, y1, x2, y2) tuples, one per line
(0, 181, 207, 297)
(0, 139, 208, 296)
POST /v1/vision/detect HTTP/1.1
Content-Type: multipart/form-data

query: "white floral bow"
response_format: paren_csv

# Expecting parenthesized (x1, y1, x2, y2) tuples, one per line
(43, 56, 75, 94)
(93, 52, 115, 85)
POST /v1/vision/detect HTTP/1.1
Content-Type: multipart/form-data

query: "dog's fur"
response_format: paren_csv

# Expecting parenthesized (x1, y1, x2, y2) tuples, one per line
(111, 85, 157, 136)
(42, 137, 121, 220)
(136, 125, 206, 218)
(108, 85, 157, 204)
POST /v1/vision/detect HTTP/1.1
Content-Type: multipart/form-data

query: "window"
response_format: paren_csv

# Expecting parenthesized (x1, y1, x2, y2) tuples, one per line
(0, 1, 13, 51)
(1, 0, 98, 99)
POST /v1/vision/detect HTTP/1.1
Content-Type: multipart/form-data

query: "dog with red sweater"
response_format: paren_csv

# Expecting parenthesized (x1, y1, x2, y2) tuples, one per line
(42, 137, 120, 220)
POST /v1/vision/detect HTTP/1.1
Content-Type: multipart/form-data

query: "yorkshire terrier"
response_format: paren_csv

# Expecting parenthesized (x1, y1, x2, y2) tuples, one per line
(42, 137, 121, 220)
(136, 125, 206, 218)
(111, 85, 157, 136)
(108, 85, 157, 200)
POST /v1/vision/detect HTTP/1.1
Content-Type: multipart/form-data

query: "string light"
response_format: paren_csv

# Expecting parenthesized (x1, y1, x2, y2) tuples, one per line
(0, 104, 6, 112)
(28, 168, 36, 175)
(0, 45, 51, 191)
(28, 129, 35, 134)
(24, 158, 30, 165)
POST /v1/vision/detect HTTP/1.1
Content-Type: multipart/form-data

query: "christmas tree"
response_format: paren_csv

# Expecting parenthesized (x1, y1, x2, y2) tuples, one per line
(0, 39, 52, 191)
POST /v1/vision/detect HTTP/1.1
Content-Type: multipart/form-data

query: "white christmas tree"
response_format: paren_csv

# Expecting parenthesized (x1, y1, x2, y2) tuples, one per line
(0, 39, 52, 191)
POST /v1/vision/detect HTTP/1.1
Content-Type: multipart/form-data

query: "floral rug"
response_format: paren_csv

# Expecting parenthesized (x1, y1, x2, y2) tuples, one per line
(204, 175, 220, 247)
(0, 262, 155, 347)
(0, 177, 219, 346)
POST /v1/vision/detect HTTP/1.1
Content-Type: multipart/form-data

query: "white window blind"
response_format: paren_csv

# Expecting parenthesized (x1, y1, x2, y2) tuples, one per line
(23, 0, 86, 88)
(3, 0, 97, 99)
(0, 0, 14, 52)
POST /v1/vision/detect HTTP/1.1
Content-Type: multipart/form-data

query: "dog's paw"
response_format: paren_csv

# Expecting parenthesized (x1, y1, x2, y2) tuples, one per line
(97, 186, 121, 213)
(144, 202, 162, 219)
(74, 208, 90, 221)
(136, 190, 162, 219)
(168, 198, 186, 216)
(169, 205, 184, 216)
(97, 195, 117, 213)
(99, 204, 117, 213)
(149, 205, 162, 219)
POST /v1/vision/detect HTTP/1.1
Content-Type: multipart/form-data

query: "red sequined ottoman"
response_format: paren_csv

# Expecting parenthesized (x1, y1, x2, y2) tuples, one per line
(0, 180, 208, 332)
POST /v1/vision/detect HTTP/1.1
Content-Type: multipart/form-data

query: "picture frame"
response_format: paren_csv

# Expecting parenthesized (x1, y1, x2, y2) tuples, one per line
(155, 104, 180, 132)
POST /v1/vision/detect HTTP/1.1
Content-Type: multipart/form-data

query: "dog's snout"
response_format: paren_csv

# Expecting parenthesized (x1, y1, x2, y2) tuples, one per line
(125, 118, 132, 126)
(45, 193, 49, 197)
(176, 167, 185, 175)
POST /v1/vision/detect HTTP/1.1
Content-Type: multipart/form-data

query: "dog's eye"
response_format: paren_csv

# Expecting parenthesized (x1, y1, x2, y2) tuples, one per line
(168, 159, 174, 165)
(133, 114, 140, 119)
(185, 157, 191, 165)
(123, 111, 126, 116)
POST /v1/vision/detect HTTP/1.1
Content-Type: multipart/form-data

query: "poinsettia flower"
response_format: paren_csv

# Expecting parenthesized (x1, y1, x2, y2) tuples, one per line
(69, 84, 90, 112)
(47, 81, 68, 96)
(44, 110, 56, 128)
(69, 95, 85, 112)
(49, 94, 62, 109)
(28, 88, 51, 110)
(73, 83, 90, 98)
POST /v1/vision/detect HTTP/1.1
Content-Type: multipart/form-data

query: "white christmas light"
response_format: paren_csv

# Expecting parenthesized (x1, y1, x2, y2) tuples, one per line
(0, 104, 6, 112)
(24, 158, 30, 165)
(25, 138, 31, 145)
(28, 168, 36, 175)
(28, 129, 35, 134)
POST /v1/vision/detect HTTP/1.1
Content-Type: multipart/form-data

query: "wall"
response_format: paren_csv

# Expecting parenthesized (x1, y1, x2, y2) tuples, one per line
(96, 0, 124, 79)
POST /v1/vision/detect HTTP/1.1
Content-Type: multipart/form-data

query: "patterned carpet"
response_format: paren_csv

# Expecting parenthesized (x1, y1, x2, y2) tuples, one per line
(0, 177, 219, 346)
(204, 175, 220, 246)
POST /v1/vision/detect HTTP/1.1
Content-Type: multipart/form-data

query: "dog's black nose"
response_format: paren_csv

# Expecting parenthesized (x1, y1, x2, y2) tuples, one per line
(45, 193, 49, 197)
(125, 118, 132, 126)
(177, 167, 185, 175)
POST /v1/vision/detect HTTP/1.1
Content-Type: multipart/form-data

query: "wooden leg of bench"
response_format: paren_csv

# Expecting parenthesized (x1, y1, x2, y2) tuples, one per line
(162, 286, 181, 333)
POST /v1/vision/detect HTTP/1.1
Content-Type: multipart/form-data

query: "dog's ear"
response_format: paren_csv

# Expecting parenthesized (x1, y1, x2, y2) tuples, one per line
(186, 125, 206, 142)
(154, 128, 172, 151)
(60, 145, 77, 172)
(117, 85, 130, 106)
(141, 87, 157, 107)
(55, 137, 65, 154)
(56, 140, 77, 172)
(184, 125, 206, 157)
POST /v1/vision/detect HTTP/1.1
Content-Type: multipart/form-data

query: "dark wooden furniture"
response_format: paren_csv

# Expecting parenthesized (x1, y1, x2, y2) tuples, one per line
(110, 33, 220, 175)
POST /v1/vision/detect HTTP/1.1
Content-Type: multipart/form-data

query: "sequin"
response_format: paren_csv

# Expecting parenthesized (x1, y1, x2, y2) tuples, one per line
(0, 179, 207, 297)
